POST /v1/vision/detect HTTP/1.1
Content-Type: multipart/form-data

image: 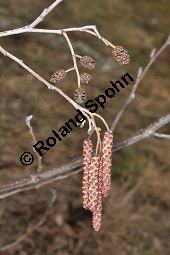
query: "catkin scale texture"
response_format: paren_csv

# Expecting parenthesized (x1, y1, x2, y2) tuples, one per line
(87, 155, 100, 213)
(92, 188, 102, 231)
(100, 130, 113, 197)
(82, 139, 93, 209)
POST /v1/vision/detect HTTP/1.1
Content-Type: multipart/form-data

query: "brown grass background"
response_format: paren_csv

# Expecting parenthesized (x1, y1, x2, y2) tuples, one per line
(0, 0, 170, 254)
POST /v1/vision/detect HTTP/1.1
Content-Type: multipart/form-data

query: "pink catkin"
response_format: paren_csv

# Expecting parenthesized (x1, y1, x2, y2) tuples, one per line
(100, 130, 113, 197)
(82, 139, 93, 209)
(87, 155, 100, 213)
(92, 189, 102, 231)
(88, 155, 102, 231)
(98, 154, 103, 195)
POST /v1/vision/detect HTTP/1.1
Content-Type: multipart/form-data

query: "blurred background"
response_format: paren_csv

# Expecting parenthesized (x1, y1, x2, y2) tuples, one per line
(0, 0, 170, 254)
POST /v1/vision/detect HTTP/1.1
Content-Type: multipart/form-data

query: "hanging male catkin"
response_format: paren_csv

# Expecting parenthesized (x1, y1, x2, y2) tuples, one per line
(87, 155, 100, 213)
(100, 130, 113, 197)
(82, 139, 93, 209)
(92, 187, 102, 231)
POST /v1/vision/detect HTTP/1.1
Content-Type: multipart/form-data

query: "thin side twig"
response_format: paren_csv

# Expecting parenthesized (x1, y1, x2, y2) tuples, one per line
(111, 34, 170, 131)
(29, 0, 64, 28)
(153, 132, 170, 139)
(62, 32, 81, 89)
(26, 115, 42, 172)
(0, 45, 79, 110)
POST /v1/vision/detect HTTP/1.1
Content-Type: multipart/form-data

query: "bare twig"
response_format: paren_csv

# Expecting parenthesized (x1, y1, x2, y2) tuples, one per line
(63, 32, 81, 89)
(26, 115, 42, 172)
(111, 34, 170, 131)
(0, 114, 169, 200)
(29, 0, 64, 28)
(0, 26, 97, 37)
(0, 0, 116, 52)
(0, 0, 119, 133)
(153, 132, 170, 139)
(0, 190, 57, 252)
(0, 45, 110, 141)
(0, 45, 79, 110)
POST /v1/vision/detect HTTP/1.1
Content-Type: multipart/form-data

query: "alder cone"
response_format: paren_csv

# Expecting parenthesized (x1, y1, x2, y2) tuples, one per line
(80, 73, 92, 84)
(88, 155, 100, 213)
(112, 46, 130, 65)
(80, 56, 96, 70)
(82, 139, 93, 209)
(50, 69, 66, 83)
(74, 88, 87, 104)
(100, 130, 113, 197)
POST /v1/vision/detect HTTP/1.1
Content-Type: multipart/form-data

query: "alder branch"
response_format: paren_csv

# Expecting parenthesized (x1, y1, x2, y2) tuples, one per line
(111, 34, 170, 132)
(0, 113, 169, 201)
(0, 26, 97, 37)
(0, 0, 117, 132)
(0, 0, 117, 51)
(0, 45, 79, 110)
(0, 190, 57, 252)
(0, 0, 169, 204)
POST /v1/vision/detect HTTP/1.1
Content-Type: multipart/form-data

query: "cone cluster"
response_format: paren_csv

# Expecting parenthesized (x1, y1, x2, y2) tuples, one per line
(49, 45, 130, 105)
(82, 130, 113, 231)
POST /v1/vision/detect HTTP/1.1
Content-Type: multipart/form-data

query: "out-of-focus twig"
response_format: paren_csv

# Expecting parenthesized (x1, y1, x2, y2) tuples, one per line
(0, 190, 57, 252)
(111, 34, 170, 132)
(153, 132, 170, 139)
(29, 0, 64, 28)
(26, 115, 42, 172)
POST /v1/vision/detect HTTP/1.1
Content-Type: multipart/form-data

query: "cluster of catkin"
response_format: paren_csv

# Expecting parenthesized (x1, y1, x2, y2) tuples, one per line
(82, 130, 113, 231)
